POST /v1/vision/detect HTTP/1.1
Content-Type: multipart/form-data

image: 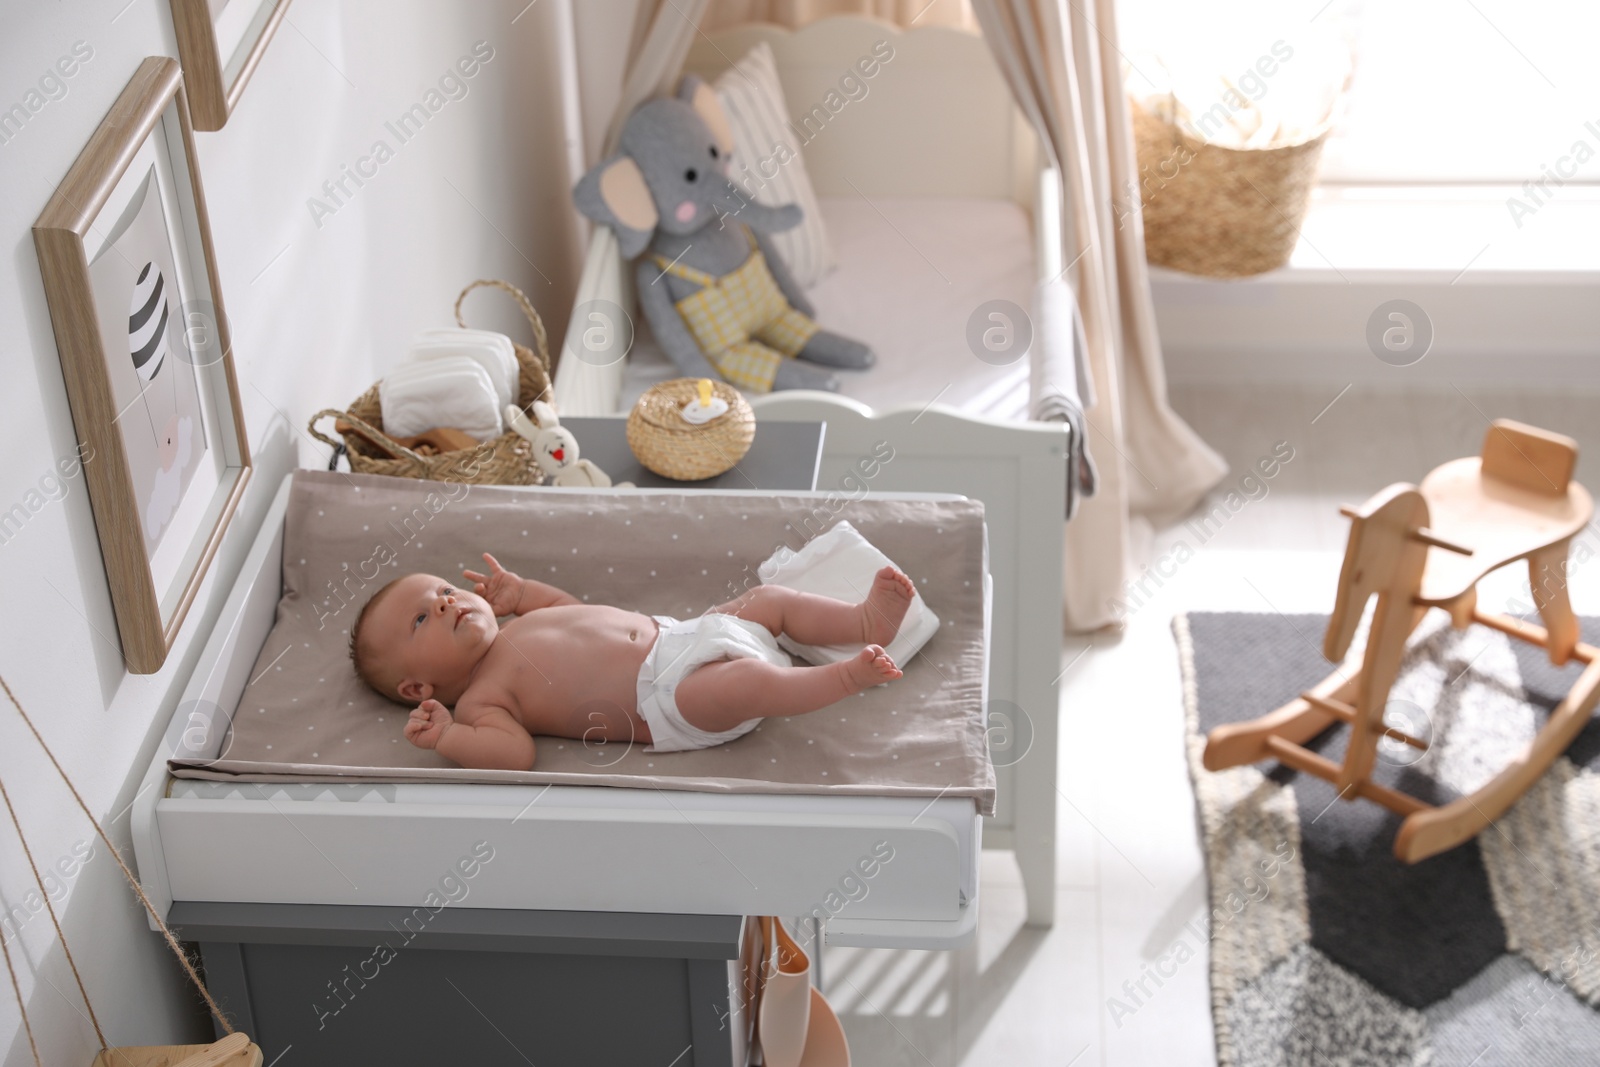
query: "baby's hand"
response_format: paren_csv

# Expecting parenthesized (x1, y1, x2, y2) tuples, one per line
(405, 699, 454, 750)
(462, 552, 523, 616)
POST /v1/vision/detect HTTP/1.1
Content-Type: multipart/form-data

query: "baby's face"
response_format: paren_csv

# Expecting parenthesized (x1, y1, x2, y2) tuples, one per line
(369, 573, 499, 700)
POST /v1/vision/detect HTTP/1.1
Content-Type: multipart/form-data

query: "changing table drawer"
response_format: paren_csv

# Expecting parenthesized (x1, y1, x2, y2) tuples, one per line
(173, 902, 759, 1066)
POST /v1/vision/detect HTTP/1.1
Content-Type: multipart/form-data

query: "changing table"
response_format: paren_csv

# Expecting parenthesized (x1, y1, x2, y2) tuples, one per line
(133, 466, 993, 1064)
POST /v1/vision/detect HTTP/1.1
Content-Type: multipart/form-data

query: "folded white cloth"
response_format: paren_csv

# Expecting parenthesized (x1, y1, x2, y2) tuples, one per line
(379, 356, 503, 441)
(409, 328, 519, 411)
(758, 520, 940, 667)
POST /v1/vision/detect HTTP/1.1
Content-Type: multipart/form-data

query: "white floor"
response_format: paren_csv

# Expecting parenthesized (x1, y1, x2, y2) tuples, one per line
(826, 383, 1600, 1066)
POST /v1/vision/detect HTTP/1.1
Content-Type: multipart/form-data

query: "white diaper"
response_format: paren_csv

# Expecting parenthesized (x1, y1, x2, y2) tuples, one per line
(637, 613, 790, 752)
(378, 355, 503, 441)
(409, 328, 519, 411)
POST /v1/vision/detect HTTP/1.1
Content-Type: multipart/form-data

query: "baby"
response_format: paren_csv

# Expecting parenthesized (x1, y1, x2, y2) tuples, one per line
(349, 553, 915, 770)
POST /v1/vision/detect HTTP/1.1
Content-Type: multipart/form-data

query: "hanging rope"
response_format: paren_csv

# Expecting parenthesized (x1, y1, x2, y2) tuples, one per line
(0, 777, 108, 1053)
(0, 674, 235, 1035)
(0, 893, 41, 1067)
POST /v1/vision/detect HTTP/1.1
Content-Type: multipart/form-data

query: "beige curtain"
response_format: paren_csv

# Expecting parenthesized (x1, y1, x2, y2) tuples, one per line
(972, 0, 1227, 631)
(701, 0, 977, 32)
(602, 0, 714, 156)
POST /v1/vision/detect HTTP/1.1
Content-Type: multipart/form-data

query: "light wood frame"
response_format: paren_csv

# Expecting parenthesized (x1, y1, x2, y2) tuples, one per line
(169, 0, 293, 131)
(34, 57, 251, 675)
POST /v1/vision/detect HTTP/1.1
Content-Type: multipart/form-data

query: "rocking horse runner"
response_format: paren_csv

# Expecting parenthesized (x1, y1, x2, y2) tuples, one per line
(1204, 420, 1599, 863)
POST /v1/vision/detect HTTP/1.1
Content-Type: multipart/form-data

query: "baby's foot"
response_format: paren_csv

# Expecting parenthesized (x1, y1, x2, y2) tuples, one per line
(836, 645, 903, 693)
(859, 566, 916, 646)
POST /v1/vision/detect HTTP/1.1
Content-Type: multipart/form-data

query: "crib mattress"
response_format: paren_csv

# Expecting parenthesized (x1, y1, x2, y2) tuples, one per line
(169, 471, 995, 816)
(622, 196, 1036, 417)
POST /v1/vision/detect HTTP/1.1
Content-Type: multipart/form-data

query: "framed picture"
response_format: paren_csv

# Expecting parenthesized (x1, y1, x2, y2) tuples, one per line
(34, 57, 251, 675)
(169, 0, 293, 130)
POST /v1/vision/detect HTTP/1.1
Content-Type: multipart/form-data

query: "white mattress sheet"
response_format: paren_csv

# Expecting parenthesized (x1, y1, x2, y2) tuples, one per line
(622, 197, 1036, 417)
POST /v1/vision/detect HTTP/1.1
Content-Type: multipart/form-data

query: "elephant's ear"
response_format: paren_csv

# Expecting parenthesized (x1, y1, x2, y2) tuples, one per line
(573, 154, 658, 258)
(678, 75, 734, 157)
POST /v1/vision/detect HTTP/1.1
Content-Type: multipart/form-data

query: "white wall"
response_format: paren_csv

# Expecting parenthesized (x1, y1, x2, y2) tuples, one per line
(0, 1, 585, 1060)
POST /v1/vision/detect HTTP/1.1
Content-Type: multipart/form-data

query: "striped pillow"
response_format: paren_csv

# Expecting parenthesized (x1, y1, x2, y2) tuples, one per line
(714, 42, 836, 288)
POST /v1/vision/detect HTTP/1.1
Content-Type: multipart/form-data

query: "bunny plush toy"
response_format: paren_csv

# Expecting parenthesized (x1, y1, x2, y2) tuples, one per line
(506, 402, 628, 488)
(573, 77, 874, 394)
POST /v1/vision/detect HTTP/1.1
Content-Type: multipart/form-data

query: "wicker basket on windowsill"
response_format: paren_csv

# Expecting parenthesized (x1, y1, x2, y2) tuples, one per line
(1131, 98, 1332, 278)
(308, 280, 553, 485)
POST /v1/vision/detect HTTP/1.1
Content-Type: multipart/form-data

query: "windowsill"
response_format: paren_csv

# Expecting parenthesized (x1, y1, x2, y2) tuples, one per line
(1147, 184, 1600, 386)
(1151, 184, 1600, 283)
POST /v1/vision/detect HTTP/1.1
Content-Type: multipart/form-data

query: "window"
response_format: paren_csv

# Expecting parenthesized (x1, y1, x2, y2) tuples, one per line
(1317, 0, 1600, 185)
(1120, 0, 1600, 186)
(1121, 0, 1600, 273)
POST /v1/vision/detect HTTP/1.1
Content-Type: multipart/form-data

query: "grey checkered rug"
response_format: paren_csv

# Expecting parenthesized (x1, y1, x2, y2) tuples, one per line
(1176, 612, 1600, 1067)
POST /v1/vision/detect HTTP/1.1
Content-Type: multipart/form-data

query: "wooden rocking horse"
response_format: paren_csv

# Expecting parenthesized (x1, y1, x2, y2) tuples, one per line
(0, 677, 262, 1066)
(1204, 419, 1599, 863)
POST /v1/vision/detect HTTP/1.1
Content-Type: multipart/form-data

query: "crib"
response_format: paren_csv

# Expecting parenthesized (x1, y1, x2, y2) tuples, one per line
(556, 16, 1071, 423)
(554, 15, 1072, 927)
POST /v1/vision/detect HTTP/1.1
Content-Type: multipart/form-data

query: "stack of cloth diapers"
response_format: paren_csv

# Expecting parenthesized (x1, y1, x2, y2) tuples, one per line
(378, 328, 519, 441)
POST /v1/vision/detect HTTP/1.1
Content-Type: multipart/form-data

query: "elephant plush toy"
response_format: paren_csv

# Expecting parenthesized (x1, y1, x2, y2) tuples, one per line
(574, 77, 874, 393)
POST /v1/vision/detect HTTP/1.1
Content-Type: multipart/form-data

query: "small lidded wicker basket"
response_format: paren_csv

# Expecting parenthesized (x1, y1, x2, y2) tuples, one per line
(308, 280, 553, 485)
(627, 378, 756, 481)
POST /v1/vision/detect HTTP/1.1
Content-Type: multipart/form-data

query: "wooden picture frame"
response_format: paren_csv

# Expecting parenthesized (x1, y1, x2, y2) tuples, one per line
(168, 0, 293, 131)
(34, 57, 251, 674)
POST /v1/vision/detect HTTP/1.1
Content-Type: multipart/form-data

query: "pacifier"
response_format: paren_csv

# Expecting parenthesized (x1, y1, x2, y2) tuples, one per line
(679, 378, 730, 425)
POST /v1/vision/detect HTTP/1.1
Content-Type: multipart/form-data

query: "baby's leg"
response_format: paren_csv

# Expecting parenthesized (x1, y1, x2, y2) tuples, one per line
(675, 648, 901, 735)
(715, 566, 916, 647)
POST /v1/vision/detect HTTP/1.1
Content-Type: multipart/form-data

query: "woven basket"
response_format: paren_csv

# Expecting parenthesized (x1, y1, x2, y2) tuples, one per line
(1131, 98, 1331, 278)
(308, 280, 553, 485)
(627, 378, 756, 481)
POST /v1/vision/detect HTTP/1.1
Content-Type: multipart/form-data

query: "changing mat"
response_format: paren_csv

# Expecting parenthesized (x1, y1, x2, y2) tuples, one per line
(170, 471, 996, 814)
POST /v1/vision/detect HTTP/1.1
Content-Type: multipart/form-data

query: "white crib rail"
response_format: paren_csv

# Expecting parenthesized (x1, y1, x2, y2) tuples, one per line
(554, 226, 630, 416)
